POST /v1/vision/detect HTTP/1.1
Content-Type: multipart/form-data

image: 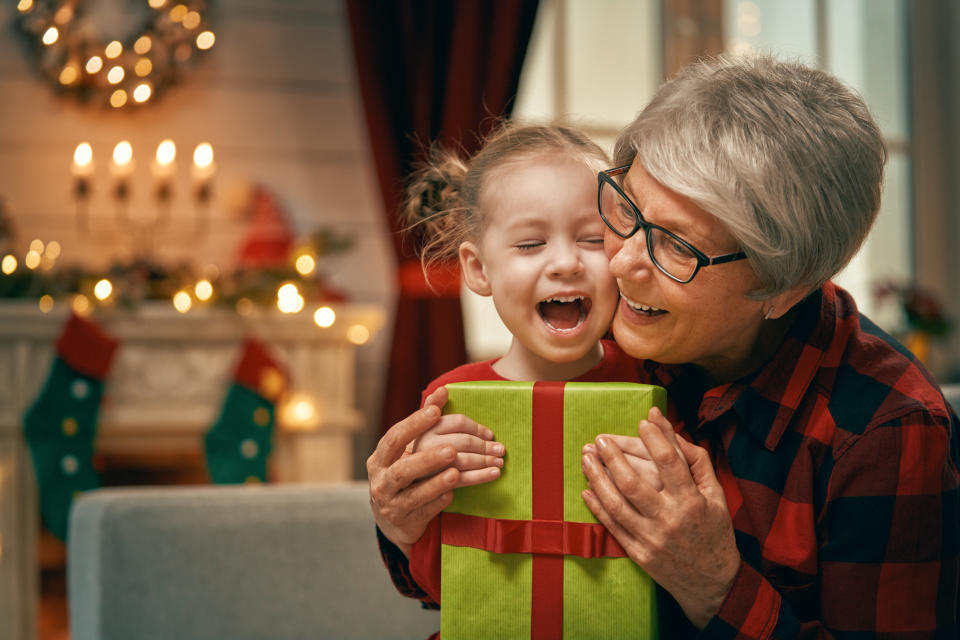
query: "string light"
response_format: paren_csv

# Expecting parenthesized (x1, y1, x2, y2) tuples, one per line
(17, 0, 34, 12)
(169, 4, 188, 21)
(85, 56, 103, 74)
(236, 297, 254, 316)
(347, 324, 371, 345)
(148, 0, 167, 7)
(1, 255, 16, 275)
(112, 141, 133, 168)
(295, 254, 316, 276)
(313, 306, 335, 328)
(172, 290, 192, 313)
(104, 40, 122, 59)
(193, 142, 213, 169)
(277, 283, 304, 313)
(59, 65, 78, 85)
(110, 89, 127, 108)
(134, 35, 153, 55)
(29, 239, 45, 253)
(41, 27, 58, 45)
(107, 65, 125, 84)
(45, 241, 61, 259)
(93, 279, 112, 300)
(182, 11, 201, 29)
(133, 83, 152, 103)
(24, 251, 41, 270)
(196, 30, 215, 50)
(72, 294, 90, 315)
(38, 295, 54, 313)
(194, 279, 213, 301)
(135, 57, 153, 76)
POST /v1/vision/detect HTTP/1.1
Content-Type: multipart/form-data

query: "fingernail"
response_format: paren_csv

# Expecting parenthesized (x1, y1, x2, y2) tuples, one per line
(425, 405, 440, 418)
(489, 467, 501, 478)
(596, 436, 608, 449)
(582, 443, 596, 455)
(494, 457, 504, 468)
(482, 427, 494, 440)
(582, 453, 594, 470)
(492, 443, 505, 456)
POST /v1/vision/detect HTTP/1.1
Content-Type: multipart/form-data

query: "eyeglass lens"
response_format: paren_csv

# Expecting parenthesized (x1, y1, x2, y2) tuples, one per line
(599, 179, 700, 282)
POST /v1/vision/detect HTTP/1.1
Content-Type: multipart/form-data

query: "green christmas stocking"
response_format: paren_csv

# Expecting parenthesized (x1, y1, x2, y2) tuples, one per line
(204, 337, 287, 484)
(23, 313, 118, 540)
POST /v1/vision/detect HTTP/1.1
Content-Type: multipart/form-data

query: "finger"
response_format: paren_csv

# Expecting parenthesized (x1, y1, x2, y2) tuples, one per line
(647, 406, 683, 452)
(376, 445, 457, 499)
(581, 488, 647, 564)
(404, 481, 456, 524)
(583, 446, 660, 520)
(428, 413, 495, 441)
(421, 433, 505, 457)
(392, 465, 460, 515)
(635, 420, 695, 496)
(368, 404, 443, 471)
(677, 438, 725, 501)
(456, 466, 502, 488)
(423, 385, 449, 412)
(592, 434, 653, 460)
(454, 452, 505, 471)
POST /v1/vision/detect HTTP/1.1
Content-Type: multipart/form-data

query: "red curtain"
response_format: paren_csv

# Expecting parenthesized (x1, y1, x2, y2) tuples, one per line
(346, 0, 540, 436)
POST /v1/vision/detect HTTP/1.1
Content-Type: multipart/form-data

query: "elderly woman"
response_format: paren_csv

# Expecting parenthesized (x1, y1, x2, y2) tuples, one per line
(368, 55, 960, 637)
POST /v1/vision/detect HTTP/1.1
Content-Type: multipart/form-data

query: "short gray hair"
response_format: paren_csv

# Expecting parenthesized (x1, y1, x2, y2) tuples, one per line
(614, 54, 886, 299)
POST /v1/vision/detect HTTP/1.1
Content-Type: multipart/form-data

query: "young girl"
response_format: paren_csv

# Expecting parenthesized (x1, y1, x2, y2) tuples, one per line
(399, 123, 644, 607)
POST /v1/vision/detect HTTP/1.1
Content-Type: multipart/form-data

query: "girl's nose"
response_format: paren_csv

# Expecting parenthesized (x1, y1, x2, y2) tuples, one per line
(548, 243, 584, 277)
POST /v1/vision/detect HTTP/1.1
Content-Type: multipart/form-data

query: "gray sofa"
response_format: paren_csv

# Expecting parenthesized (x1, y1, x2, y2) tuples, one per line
(68, 482, 439, 640)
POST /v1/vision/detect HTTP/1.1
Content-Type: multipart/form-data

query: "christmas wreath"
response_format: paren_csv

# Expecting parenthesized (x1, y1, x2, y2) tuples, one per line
(14, 0, 215, 108)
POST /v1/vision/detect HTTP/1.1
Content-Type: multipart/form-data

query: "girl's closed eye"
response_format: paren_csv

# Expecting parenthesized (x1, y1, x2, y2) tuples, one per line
(580, 236, 604, 246)
(515, 241, 545, 251)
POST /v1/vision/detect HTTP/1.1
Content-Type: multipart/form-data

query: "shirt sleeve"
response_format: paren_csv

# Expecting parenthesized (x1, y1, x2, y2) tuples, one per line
(375, 526, 440, 610)
(699, 409, 960, 639)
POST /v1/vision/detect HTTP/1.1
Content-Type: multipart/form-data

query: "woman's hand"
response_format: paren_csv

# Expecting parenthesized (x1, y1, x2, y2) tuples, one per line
(367, 386, 504, 555)
(580, 406, 741, 629)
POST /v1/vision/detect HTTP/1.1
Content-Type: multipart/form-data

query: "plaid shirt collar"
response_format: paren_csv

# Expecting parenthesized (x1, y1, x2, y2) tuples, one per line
(662, 282, 843, 452)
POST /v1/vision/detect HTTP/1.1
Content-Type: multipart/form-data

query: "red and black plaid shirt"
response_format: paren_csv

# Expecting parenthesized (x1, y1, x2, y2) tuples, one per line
(378, 281, 960, 638)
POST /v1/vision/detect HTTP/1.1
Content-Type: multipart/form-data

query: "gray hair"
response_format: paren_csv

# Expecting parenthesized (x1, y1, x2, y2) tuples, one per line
(614, 54, 886, 299)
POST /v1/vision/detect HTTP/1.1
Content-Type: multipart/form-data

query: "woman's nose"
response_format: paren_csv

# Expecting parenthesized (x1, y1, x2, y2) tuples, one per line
(607, 230, 653, 278)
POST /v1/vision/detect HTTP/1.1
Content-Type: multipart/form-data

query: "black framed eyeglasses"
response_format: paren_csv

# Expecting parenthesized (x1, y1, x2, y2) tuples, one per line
(597, 164, 748, 283)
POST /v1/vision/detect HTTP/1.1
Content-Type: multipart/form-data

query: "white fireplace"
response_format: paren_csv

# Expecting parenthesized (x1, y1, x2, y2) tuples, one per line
(0, 301, 384, 640)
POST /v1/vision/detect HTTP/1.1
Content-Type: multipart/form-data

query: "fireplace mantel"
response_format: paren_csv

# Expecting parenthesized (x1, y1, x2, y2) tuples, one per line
(0, 301, 385, 640)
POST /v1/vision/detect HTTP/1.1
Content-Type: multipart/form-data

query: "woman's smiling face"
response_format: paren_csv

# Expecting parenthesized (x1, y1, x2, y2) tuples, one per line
(605, 163, 770, 380)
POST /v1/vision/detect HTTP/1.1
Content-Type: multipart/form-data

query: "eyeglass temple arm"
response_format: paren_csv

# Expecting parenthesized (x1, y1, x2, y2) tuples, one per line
(707, 251, 748, 265)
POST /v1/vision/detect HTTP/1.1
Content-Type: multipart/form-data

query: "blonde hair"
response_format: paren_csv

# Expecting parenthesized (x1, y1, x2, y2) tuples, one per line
(404, 122, 610, 274)
(616, 54, 886, 299)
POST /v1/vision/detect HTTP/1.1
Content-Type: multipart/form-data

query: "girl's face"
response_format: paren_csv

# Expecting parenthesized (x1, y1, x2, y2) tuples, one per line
(459, 156, 619, 380)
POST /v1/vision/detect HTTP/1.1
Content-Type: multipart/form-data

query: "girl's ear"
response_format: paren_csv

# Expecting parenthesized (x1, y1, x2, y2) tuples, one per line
(459, 241, 492, 296)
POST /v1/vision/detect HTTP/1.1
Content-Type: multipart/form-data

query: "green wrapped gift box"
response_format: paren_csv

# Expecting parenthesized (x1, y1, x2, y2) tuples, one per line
(440, 381, 666, 640)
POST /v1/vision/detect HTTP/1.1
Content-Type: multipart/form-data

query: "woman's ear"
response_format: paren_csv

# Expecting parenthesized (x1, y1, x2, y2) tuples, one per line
(765, 284, 812, 320)
(459, 241, 491, 296)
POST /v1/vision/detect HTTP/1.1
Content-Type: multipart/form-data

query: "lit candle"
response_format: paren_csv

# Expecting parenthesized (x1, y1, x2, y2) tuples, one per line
(111, 141, 134, 177)
(72, 142, 94, 177)
(153, 139, 176, 178)
(191, 142, 215, 181)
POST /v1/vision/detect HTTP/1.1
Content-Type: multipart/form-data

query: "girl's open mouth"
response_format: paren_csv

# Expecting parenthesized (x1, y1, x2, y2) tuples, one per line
(537, 295, 592, 331)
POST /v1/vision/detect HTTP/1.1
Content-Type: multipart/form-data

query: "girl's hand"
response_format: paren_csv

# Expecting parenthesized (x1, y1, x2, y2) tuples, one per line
(411, 411, 505, 487)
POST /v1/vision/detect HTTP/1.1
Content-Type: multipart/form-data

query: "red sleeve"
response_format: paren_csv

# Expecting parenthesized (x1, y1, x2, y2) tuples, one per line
(409, 516, 443, 604)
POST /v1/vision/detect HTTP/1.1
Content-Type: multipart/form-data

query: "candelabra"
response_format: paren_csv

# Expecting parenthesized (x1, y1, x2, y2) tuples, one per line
(71, 139, 215, 252)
